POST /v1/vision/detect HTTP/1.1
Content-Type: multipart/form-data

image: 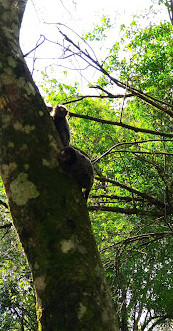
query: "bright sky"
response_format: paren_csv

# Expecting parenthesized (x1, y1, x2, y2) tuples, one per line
(21, 0, 156, 50)
(20, 0, 168, 93)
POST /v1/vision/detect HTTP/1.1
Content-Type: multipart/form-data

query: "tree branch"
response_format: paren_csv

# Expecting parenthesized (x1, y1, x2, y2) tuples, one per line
(88, 205, 171, 216)
(91, 194, 144, 203)
(69, 112, 173, 138)
(110, 149, 173, 156)
(0, 223, 12, 229)
(101, 231, 173, 251)
(24, 35, 46, 57)
(63, 93, 133, 104)
(95, 176, 166, 209)
(92, 139, 173, 163)
(0, 199, 8, 209)
(55, 25, 173, 116)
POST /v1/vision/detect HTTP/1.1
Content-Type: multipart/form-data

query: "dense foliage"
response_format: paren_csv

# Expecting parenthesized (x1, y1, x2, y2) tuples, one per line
(0, 215, 37, 330)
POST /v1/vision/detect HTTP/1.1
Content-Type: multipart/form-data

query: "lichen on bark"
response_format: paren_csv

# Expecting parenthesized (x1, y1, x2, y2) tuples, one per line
(10, 172, 39, 205)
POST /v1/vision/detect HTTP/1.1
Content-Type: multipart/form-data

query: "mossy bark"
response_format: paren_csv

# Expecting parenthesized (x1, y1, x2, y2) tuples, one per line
(0, 1, 119, 330)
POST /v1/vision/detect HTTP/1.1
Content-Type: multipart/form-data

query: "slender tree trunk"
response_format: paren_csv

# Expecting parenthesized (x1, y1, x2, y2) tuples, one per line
(0, 1, 119, 330)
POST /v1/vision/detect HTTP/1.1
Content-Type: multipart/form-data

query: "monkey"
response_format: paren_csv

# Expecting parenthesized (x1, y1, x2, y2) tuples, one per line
(60, 146, 94, 201)
(51, 104, 70, 146)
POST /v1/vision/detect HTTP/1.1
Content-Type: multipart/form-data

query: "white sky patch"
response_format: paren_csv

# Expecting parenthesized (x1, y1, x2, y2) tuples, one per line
(20, 0, 168, 94)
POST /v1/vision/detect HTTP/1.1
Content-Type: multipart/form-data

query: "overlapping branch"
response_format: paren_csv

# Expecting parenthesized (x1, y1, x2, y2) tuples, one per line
(56, 23, 173, 117)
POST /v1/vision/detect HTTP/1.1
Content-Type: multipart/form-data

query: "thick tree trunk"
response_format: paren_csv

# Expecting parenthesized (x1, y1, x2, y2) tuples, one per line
(0, 1, 119, 330)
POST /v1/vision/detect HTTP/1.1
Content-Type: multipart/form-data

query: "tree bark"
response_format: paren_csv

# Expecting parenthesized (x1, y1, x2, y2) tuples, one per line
(0, 1, 119, 330)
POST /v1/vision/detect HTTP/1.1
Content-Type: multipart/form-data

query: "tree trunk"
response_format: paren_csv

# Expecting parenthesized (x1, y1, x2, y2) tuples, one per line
(0, 1, 119, 330)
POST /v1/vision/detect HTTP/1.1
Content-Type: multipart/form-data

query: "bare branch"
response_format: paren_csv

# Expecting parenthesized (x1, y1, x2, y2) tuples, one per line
(0, 223, 12, 229)
(92, 139, 173, 164)
(56, 22, 99, 63)
(52, 24, 173, 116)
(0, 199, 8, 209)
(93, 85, 172, 109)
(89, 85, 133, 99)
(69, 112, 173, 139)
(91, 194, 144, 202)
(166, 0, 173, 25)
(110, 149, 173, 156)
(24, 35, 46, 57)
(47, 92, 133, 109)
(88, 205, 171, 216)
(65, 94, 133, 104)
(95, 176, 166, 209)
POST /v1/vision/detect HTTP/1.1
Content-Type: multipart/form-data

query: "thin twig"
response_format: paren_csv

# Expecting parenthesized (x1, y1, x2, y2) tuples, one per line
(24, 35, 46, 57)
